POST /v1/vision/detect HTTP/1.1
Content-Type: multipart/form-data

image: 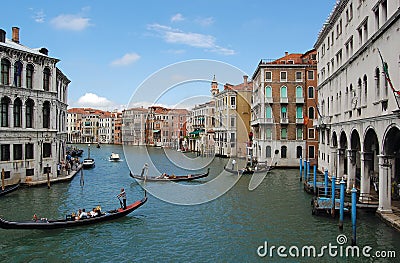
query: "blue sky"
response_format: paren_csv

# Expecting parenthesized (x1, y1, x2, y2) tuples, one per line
(1, 0, 336, 110)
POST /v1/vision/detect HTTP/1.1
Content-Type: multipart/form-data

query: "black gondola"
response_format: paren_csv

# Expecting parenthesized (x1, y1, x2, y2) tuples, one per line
(130, 168, 209, 182)
(0, 183, 20, 197)
(224, 165, 274, 175)
(0, 194, 147, 230)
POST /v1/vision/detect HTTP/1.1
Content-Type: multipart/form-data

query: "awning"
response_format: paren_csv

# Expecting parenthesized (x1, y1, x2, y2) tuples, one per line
(189, 129, 204, 135)
(153, 130, 160, 133)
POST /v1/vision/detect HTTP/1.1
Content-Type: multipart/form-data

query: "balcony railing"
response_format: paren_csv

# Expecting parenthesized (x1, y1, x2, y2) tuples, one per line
(280, 118, 289, 124)
(296, 118, 304, 124)
(280, 97, 288, 104)
(296, 97, 304, 103)
(251, 118, 274, 126)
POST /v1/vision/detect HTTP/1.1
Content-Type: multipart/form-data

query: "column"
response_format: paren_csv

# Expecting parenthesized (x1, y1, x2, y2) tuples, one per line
(377, 155, 393, 213)
(337, 148, 345, 179)
(330, 146, 337, 177)
(360, 152, 371, 200)
(347, 149, 356, 192)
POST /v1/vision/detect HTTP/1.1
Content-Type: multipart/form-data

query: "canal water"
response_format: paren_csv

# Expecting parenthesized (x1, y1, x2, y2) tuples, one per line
(1, 145, 400, 262)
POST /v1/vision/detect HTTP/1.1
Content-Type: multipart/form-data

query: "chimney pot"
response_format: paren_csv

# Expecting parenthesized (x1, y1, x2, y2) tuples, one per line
(0, 29, 5, 43)
(243, 75, 248, 86)
(12, 27, 20, 43)
(285, 51, 289, 56)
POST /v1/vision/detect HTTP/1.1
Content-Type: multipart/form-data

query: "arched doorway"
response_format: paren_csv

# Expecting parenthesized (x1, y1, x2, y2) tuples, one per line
(363, 128, 379, 196)
(350, 129, 361, 189)
(330, 131, 338, 176)
(383, 126, 400, 192)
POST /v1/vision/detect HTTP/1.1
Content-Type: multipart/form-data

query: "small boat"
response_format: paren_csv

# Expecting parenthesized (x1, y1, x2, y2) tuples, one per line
(0, 183, 20, 197)
(82, 158, 95, 168)
(0, 193, 147, 230)
(109, 152, 120, 162)
(224, 164, 274, 175)
(130, 168, 209, 182)
(96, 143, 101, 149)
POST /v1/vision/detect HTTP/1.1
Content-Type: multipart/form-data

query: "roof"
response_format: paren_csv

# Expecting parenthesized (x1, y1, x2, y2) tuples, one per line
(0, 38, 58, 61)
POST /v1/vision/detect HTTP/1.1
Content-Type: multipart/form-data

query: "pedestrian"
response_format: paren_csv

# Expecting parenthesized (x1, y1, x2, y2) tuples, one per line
(232, 159, 236, 170)
(117, 188, 127, 209)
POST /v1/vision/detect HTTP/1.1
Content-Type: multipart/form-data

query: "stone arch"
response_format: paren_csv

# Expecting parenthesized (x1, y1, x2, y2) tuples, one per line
(350, 129, 362, 187)
(339, 130, 348, 176)
(363, 127, 380, 184)
(332, 131, 338, 147)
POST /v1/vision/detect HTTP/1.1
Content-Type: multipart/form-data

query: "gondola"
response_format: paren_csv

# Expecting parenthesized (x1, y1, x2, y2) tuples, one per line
(224, 165, 274, 175)
(0, 183, 20, 197)
(0, 193, 147, 230)
(130, 168, 209, 182)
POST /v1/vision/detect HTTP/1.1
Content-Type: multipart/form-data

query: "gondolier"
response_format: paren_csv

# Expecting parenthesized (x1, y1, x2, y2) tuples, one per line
(118, 188, 127, 209)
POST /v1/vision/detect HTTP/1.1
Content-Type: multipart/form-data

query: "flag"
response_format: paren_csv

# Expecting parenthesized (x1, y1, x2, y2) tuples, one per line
(303, 115, 309, 125)
(377, 49, 399, 96)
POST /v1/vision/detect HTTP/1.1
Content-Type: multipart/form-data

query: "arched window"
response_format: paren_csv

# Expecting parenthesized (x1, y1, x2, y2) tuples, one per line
(265, 86, 272, 98)
(1, 58, 11, 85)
(14, 61, 23, 87)
(265, 106, 272, 119)
(43, 67, 51, 91)
(296, 146, 302, 158)
(43, 101, 50, 128)
(363, 74, 367, 103)
(296, 106, 303, 119)
(280, 86, 287, 98)
(266, 146, 271, 158)
(296, 86, 303, 98)
(308, 107, 315, 119)
(375, 67, 380, 99)
(281, 146, 287, 158)
(26, 64, 34, 89)
(13, 98, 22, 127)
(308, 86, 314, 99)
(281, 106, 287, 119)
(26, 99, 34, 128)
(1, 97, 10, 127)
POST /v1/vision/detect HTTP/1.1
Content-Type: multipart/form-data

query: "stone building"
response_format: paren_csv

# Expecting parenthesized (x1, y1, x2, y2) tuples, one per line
(188, 101, 215, 155)
(251, 51, 318, 167)
(0, 27, 70, 184)
(315, 0, 400, 213)
(122, 107, 147, 146)
(213, 76, 252, 158)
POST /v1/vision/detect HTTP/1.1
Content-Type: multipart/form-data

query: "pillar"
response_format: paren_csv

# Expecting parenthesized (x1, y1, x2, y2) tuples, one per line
(347, 149, 356, 192)
(377, 155, 393, 213)
(330, 147, 337, 177)
(337, 148, 345, 179)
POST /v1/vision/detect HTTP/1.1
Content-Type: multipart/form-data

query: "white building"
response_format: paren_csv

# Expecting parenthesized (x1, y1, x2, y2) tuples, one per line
(0, 27, 70, 184)
(315, 0, 400, 213)
(122, 107, 147, 145)
(188, 101, 215, 155)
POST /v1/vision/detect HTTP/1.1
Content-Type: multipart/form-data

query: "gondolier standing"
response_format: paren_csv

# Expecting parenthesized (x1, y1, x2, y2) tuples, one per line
(117, 188, 127, 209)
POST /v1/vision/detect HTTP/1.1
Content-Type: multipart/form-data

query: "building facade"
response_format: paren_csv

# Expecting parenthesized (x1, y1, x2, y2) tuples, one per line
(188, 101, 215, 155)
(0, 27, 70, 184)
(122, 107, 147, 146)
(315, 0, 400, 213)
(251, 51, 318, 167)
(213, 76, 252, 158)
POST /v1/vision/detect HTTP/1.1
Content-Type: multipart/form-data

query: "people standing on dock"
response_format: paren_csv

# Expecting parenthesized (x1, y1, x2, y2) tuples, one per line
(118, 188, 127, 209)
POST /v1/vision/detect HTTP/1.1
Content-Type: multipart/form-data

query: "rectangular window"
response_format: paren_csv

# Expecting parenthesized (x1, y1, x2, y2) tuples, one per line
(230, 133, 235, 142)
(295, 72, 302, 82)
(230, 117, 235, 127)
(265, 71, 272, 82)
(307, 70, 314, 80)
(43, 143, 52, 158)
(1, 144, 10, 161)
(280, 71, 287, 82)
(230, 97, 236, 107)
(308, 128, 315, 139)
(297, 128, 303, 140)
(296, 106, 303, 118)
(26, 168, 34, 177)
(13, 144, 23, 160)
(309, 145, 315, 159)
(265, 128, 272, 140)
(281, 128, 287, 140)
(265, 106, 272, 118)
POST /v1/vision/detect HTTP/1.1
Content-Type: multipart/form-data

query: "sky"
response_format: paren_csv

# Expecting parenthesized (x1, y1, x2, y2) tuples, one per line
(1, 0, 337, 111)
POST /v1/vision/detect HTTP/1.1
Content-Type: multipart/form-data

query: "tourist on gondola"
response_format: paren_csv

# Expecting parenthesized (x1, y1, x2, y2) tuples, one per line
(80, 209, 88, 219)
(117, 188, 127, 209)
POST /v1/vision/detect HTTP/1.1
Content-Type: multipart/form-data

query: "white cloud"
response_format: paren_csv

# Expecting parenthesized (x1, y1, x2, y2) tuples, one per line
(147, 23, 235, 55)
(50, 14, 91, 31)
(195, 17, 214, 26)
(110, 53, 140, 66)
(75, 93, 115, 108)
(171, 13, 184, 22)
(33, 10, 45, 23)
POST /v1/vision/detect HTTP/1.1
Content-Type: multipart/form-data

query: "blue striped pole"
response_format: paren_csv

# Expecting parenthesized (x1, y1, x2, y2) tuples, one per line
(313, 165, 317, 195)
(339, 179, 346, 230)
(351, 186, 357, 245)
(306, 160, 310, 182)
(324, 169, 328, 196)
(331, 175, 336, 216)
(303, 160, 307, 182)
(299, 157, 303, 182)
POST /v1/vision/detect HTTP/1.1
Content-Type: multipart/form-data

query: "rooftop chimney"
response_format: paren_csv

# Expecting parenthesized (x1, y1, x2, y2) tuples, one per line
(12, 27, 20, 43)
(285, 51, 289, 57)
(243, 75, 248, 86)
(0, 29, 5, 43)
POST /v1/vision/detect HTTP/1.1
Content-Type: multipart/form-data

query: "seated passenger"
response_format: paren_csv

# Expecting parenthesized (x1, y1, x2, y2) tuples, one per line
(80, 209, 88, 219)
(89, 208, 98, 217)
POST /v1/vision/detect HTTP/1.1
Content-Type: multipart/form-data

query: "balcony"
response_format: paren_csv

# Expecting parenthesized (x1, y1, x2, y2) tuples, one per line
(296, 97, 304, 104)
(280, 117, 289, 124)
(251, 118, 274, 126)
(280, 97, 288, 104)
(296, 118, 304, 124)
